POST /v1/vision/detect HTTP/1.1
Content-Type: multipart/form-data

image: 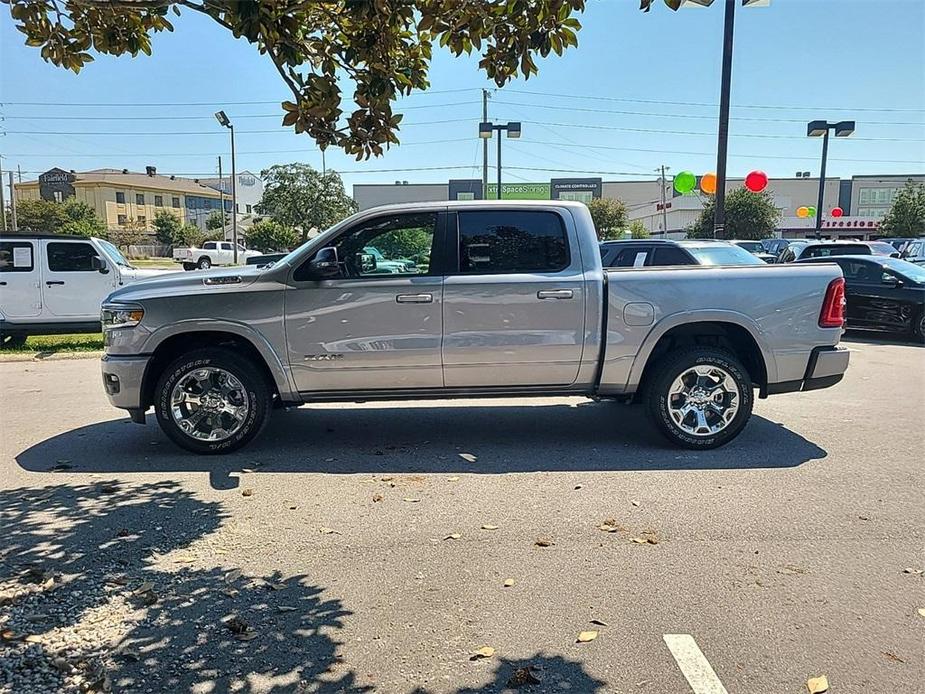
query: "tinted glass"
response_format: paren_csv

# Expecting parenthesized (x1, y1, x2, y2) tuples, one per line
(458, 210, 568, 274)
(612, 248, 649, 267)
(47, 242, 97, 272)
(652, 247, 694, 266)
(801, 244, 871, 259)
(0, 241, 35, 273)
(878, 257, 925, 283)
(685, 245, 765, 266)
(734, 241, 763, 253)
(833, 259, 877, 281)
(867, 241, 898, 256)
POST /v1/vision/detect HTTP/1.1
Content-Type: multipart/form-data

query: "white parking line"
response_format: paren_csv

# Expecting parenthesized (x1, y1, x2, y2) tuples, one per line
(663, 634, 729, 694)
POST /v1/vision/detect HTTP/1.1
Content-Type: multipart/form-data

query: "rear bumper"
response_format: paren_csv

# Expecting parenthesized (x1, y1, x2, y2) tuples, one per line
(101, 354, 150, 413)
(767, 346, 850, 395)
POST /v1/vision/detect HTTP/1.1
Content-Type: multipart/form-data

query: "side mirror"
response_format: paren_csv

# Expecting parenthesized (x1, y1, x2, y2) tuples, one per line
(357, 252, 377, 274)
(91, 255, 109, 274)
(306, 247, 342, 279)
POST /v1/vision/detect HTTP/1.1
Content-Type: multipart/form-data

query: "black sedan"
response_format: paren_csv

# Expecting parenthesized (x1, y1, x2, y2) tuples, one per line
(796, 255, 925, 340)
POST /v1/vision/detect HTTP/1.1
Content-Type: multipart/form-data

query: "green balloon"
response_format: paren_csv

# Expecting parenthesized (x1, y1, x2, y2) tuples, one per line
(808, 206, 817, 217)
(674, 171, 696, 194)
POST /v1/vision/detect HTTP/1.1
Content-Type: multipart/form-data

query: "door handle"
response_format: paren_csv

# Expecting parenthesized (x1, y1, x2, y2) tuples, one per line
(45, 281, 65, 286)
(0, 281, 6, 286)
(537, 289, 573, 300)
(396, 293, 433, 304)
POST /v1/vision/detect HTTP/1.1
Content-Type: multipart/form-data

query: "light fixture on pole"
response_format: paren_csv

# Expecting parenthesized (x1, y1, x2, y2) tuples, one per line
(479, 121, 522, 200)
(807, 119, 855, 236)
(214, 110, 238, 263)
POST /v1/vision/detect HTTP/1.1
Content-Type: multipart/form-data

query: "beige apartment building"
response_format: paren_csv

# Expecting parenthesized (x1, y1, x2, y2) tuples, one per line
(13, 167, 230, 232)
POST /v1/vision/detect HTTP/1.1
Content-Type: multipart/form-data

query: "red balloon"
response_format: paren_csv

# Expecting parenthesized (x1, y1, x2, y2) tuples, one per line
(831, 207, 844, 217)
(744, 170, 768, 192)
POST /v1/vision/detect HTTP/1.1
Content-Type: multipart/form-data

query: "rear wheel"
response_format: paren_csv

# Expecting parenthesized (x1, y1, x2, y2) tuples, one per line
(645, 347, 753, 449)
(913, 310, 925, 343)
(197, 257, 212, 270)
(182, 262, 196, 271)
(154, 348, 272, 454)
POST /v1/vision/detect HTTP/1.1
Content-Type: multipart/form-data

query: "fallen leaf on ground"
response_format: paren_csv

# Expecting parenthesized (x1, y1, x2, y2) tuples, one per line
(778, 565, 808, 575)
(221, 588, 238, 597)
(858, 514, 870, 521)
(133, 582, 154, 595)
(574, 484, 583, 490)
(507, 666, 541, 687)
(459, 453, 478, 463)
(806, 675, 829, 693)
(631, 500, 640, 507)
(241, 488, 254, 497)
(447, 476, 460, 482)
(372, 494, 383, 502)
(882, 651, 904, 663)
(481, 524, 499, 531)
(598, 519, 623, 533)
(902, 567, 923, 575)
(24, 635, 42, 643)
(403, 497, 421, 503)
(224, 616, 249, 634)
(319, 526, 341, 534)
(235, 631, 258, 641)
(380, 476, 394, 481)
(470, 646, 495, 660)
(917, 608, 925, 617)
(630, 537, 658, 545)
(577, 630, 598, 643)
(503, 578, 516, 587)
(443, 533, 462, 541)
(224, 569, 242, 583)
(590, 619, 609, 627)
(534, 538, 554, 547)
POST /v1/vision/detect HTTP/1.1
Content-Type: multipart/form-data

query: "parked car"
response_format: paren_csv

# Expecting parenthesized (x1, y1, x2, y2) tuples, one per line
(777, 240, 875, 263)
(760, 238, 792, 259)
(865, 241, 902, 258)
(728, 240, 777, 263)
(173, 240, 262, 270)
(600, 239, 765, 268)
(0, 233, 171, 347)
(796, 255, 925, 339)
(899, 238, 925, 266)
(99, 201, 849, 454)
(877, 237, 917, 255)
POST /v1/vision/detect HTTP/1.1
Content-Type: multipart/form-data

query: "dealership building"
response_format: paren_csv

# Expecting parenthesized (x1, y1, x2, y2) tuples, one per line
(354, 173, 924, 240)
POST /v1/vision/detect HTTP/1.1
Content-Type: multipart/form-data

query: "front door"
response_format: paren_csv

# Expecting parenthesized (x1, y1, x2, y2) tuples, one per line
(41, 240, 116, 318)
(285, 211, 445, 392)
(0, 239, 42, 317)
(442, 208, 586, 387)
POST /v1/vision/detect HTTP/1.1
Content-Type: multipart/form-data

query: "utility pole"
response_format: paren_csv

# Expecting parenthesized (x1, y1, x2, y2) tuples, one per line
(8, 172, 18, 231)
(17, 165, 22, 184)
(658, 165, 670, 236)
(482, 89, 489, 199)
(713, 0, 736, 240)
(0, 158, 6, 232)
(230, 125, 238, 263)
(218, 156, 226, 240)
(321, 149, 326, 176)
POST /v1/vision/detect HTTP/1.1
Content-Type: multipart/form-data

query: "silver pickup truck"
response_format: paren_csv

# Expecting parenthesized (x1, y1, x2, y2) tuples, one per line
(99, 200, 849, 454)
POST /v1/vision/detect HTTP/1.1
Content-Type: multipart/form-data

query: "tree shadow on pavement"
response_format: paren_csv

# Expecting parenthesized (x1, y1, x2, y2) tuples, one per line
(410, 653, 607, 693)
(15, 401, 827, 490)
(0, 482, 365, 693)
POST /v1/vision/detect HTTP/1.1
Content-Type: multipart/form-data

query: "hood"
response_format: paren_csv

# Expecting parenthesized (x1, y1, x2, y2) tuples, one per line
(121, 267, 179, 281)
(106, 265, 267, 304)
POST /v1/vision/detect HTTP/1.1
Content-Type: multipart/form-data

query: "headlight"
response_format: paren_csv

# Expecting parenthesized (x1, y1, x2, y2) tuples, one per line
(101, 304, 144, 330)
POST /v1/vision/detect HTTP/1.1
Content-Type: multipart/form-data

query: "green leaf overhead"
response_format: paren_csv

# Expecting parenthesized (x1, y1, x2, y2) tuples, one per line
(5, 0, 587, 159)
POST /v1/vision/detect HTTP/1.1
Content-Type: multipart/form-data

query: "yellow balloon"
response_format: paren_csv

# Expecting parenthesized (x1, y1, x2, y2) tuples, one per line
(796, 206, 809, 218)
(700, 172, 717, 195)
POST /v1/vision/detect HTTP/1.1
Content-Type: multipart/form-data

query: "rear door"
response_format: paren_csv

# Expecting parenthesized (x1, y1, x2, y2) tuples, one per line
(0, 239, 42, 317)
(41, 240, 116, 317)
(442, 208, 586, 387)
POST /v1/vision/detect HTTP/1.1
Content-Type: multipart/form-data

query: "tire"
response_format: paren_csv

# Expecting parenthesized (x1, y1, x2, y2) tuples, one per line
(197, 257, 212, 270)
(154, 347, 272, 454)
(0, 333, 28, 349)
(913, 310, 925, 344)
(182, 262, 196, 271)
(645, 347, 754, 450)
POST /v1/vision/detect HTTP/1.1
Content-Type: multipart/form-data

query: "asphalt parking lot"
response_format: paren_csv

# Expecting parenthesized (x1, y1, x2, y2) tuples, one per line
(1, 334, 922, 694)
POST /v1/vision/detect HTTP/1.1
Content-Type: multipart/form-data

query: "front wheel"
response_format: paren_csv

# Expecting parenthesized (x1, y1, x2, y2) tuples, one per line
(154, 348, 272, 454)
(645, 347, 754, 450)
(0, 333, 28, 349)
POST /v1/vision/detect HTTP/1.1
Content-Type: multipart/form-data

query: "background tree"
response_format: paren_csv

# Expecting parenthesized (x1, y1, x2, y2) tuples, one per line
(153, 210, 183, 245)
(206, 210, 228, 234)
(6, 0, 586, 159)
(109, 218, 146, 249)
(628, 220, 651, 239)
(586, 198, 627, 241)
(879, 181, 925, 236)
(245, 220, 300, 254)
(10, 198, 106, 237)
(688, 189, 780, 240)
(256, 164, 357, 243)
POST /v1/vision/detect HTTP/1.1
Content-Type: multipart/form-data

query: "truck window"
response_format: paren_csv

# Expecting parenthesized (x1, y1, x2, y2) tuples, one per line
(0, 241, 35, 272)
(47, 242, 98, 272)
(221, 242, 233, 251)
(203, 242, 216, 250)
(457, 210, 568, 274)
(609, 247, 648, 267)
(652, 247, 693, 266)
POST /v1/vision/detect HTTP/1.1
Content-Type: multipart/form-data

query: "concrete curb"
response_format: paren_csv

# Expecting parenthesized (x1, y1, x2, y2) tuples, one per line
(0, 350, 104, 363)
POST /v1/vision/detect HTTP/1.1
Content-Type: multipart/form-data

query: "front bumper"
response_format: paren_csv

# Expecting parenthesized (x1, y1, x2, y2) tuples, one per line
(101, 354, 150, 414)
(767, 346, 850, 395)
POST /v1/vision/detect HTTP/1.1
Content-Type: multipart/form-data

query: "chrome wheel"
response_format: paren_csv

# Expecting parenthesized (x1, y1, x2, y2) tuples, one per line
(667, 365, 740, 437)
(169, 367, 249, 442)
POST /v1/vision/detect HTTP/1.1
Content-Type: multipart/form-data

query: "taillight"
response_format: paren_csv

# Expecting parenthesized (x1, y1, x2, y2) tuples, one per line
(819, 277, 846, 328)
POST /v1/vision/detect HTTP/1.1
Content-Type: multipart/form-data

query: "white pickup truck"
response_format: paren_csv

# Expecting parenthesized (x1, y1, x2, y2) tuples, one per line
(0, 233, 170, 347)
(173, 240, 262, 270)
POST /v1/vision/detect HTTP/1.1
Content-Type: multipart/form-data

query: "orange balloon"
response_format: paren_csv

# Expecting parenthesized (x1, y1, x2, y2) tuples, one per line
(700, 172, 717, 195)
(796, 206, 809, 218)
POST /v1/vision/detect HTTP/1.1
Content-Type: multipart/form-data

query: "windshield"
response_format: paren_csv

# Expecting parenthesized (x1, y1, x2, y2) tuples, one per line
(733, 241, 763, 253)
(801, 244, 870, 259)
(881, 257, 925, 283)
(867, 241, 898, 256)
(96, 238, 134, 268)
(685, 244, 766, 266)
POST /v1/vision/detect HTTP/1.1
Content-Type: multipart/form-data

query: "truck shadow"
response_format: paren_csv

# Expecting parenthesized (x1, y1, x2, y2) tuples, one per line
(15, 401, 826, 490)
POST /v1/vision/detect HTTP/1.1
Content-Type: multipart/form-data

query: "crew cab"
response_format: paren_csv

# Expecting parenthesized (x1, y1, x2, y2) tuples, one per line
(100, 201, 849, 454)
(173, 240, 262, 270)
(0, 233, 169, 347)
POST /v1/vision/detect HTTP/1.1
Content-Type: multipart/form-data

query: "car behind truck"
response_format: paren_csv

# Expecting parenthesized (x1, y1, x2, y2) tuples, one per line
(100, 200, 849, 454)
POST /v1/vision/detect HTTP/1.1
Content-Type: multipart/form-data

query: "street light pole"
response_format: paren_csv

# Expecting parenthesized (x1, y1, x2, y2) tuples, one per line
(815, 128, 829, 237)
(713, 0, 736, 240)
(807, 119, 855, 238)
(214, 110, 238, 264)
(479, 121, 521, 202)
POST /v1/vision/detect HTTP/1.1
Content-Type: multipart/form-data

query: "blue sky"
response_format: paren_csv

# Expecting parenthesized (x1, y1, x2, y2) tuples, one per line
(1, 0, 923, 193)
